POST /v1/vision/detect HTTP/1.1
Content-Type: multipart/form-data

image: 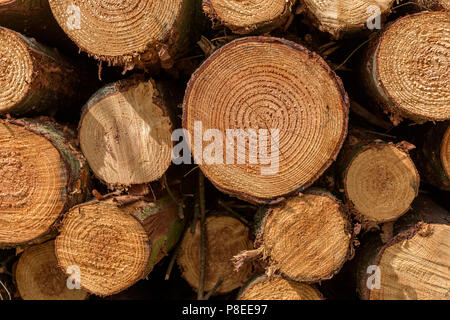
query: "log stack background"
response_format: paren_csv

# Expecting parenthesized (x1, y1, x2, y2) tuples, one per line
(0, 0, 449, 300)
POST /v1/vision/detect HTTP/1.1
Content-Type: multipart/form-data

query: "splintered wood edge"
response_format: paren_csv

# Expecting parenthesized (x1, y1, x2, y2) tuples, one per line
(259, 190, 353, 282)
(182, 36, 349, 204)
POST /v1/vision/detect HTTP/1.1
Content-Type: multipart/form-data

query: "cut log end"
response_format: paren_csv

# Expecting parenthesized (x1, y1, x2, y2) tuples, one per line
(370, 223, 450, 300)
(259, 192, 352, 283)
(441, 126, 450, 180)
(375, 12, 450, 122)
(0, 121, 68, 246)
(203, 0, 295, 34)
(15, 241, 89, 300)
(48, 0, 184, 67)
(183, 36, 349, 204)
(0, 27, 33, 114)
(304, 0, 395, 37)
(238, 276, 324, 300)
(79, 80, 173, 187)
(344, 143, 419, 223)
(55, 200, 151, 297)
(177, 216, 253, 295)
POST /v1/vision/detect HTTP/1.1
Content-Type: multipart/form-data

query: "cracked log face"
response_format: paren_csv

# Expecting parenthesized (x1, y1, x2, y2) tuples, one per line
(177, 216, 254, 295)
(239, 276, 324, 300)
(258, 192, 352, 283)
(183, 37, 349, 204)
(372, 12, 450, 122)
(303, 0, 395, 36)
(343, 143, 420, 223)
(15, 241, 89, 300)
(79, 80, 173, 188)
(203, 0, 295, 34)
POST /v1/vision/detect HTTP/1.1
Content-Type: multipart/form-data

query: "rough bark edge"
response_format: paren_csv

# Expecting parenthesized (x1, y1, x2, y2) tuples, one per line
(202, 0, 296, 34)
(237, 189, 357, 284)
(78, 76, 173, 189)
(182, 36, 349, 205)
(0, 117, 90, 249)
(362, 12, 450, 124)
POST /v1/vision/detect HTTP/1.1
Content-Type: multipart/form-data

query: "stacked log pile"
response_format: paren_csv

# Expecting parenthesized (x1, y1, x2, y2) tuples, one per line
(0, 0, 448, 300)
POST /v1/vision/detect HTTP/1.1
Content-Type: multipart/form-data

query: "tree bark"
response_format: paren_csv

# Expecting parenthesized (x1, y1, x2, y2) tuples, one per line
(234, 190, 356, 283)
(238, 275, 324, 300)
(78, 77, 174, 189)
(0, 27, 92, 116)
(0, 117, 90, 248)
(15, 240, 89, 300)
(55, 193, 185, 297)
(357, 195, 450, 300)
(182, 36, 349, 204)
(410, 121, 450, 191)
(48, 0, 205, 71)
(359, 11, 450, 124)
(177, 215, 254, 295)
(203, 0, 296, 34)
(336, 129, 420, 224)
(302, 0, 395, 38)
